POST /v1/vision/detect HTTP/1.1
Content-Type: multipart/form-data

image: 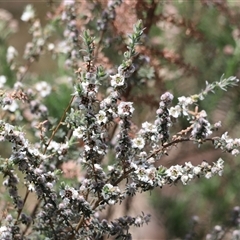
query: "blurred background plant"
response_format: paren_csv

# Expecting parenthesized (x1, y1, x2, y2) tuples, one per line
(1, 0, 240, 239)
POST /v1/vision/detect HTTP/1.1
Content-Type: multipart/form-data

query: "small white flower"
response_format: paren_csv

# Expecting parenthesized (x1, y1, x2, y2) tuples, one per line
(94, 164, 102, 171)
(165, 165, 183, 181)
(221, 132, 229, 141)
(47, 141, 60, 151)
(205, 171, 212, 179)
(102, 183, 120, 200)
(182, 105, 189, 116)
(0, 76, 6, 88)
(100, 97, 112, 108)
(28, 148, 40, 157)
(57, 142, 69, 155)
(181, 175, 189, 185)
(81, 82, 98, 97)
(233, 138, 240, 145)
(169, 105, 181, 118)
(72, 126, 85, 139)
(193, 166, 201, 175)
(21, 5, 35, 22)
(199, 110, 207, 118)
(184, 162, 193, 169)
(3, 100, 18, 112)
(178, 96, 193, 106)
(60, 186, 79, 200)
(35, 81, 51, 97)
(118, 102, 134, 117)
(110, 73, 125, 87)
(108, 199, 116, 205)
(96, 110, 108, 125)
(130, 162, 138, 170)
(6, 46, 18, 63)
(63, 0, 75, 5)
(231, 149, 239, 156)
(135, 216, 142, 226)
(48, 43, 55, 51)
(84, 145, 91, 152)
(132, 137, 145, 149)
(107, 165, 114, 171)
(147, 157, 155, 164)
(214, 121, 222, 129)
(141, 121, 157, 133)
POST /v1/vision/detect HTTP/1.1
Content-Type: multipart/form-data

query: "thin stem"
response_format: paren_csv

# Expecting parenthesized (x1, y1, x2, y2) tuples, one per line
(44, 95, 75, 155)
(22, 198, 41, 236)
(15, 189, 30, 224)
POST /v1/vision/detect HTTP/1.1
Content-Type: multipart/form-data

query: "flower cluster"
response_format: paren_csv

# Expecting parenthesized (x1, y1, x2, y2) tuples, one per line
(169, 96, 194, 118)
(214, 132, 240, 156)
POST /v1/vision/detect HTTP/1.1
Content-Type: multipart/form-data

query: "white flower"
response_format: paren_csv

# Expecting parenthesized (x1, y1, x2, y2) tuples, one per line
(102, 184, 120, 200)
(81, 82, 98, 97)
(28, 183, 35, 192)
(214, 121, 222, 129)
(28, 147, 40, 157)
(47, 141, 60, 151)
(181, 175, 189, 185)
(0, 226, 11, 239)
(6, 46, 18, 63)
(184, 162, 193, 169)
(63, 0, 75, 5)
(146, 167, 156, 183)
(94, 164, 102, 171)
(110, 73, 125, 87)
(212, 158, 224, 176)
(141, 121, 157, 133)
(130, 162, 138, 170)
(21, 5, 35, 22)
(193, 166, 201, 175)
(84, 145, 91, 152)
(60, 186, 79, 200)
(96, 110, 108, 125)
(3, 100, 18, 112)
(165, 165, 183, 181)
(135, 216, 142, 226)
(0, 76, 6, 88)
(48, 43, 55, 51)
(169, 105, 181, 118)
(205, 171, 212, 179)
(118, 102, 134, 117)
(147, 157, 155, 164)
(107, 165, 114, 171)
(233, 138, 240, 145)
(132, 137, 145, 149)
(178, 96, 193, 106)
(231, 149, 239, 156)
(108, 199, 116, 205)
(57, 142, 69, 155)
(100, 96, 112, 108)
(221, 132, 229, 141)
(182, 105, 189, 116)
(199, 110, 207, 118)
(35, 81, 51, 97)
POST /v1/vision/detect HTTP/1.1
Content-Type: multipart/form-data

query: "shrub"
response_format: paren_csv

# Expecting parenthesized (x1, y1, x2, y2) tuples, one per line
(0, 1, 240, 239)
